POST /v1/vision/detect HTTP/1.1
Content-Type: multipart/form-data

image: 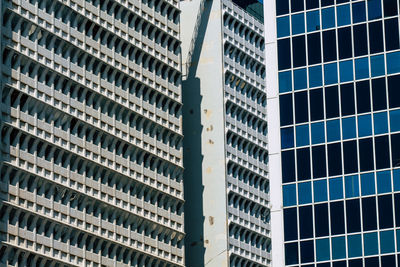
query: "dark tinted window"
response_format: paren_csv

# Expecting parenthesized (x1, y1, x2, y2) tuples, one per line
(310, 88, 324, 121)
(395, 193, 400, 227)
(285, 242, 298, 265)
(323, 30, 337, 62)
(312, 145, 326, 178)
(293, 36, 306, 68)
(321, 0, 334, 7)
(282, 150, 296, 183)
(383, 0, 398, 17)
(340, 83, 355, 116)
(315, 203, 329, 237)
(375, 136, 390, 169)
(388, 75, 400, 108)
(359, 138, 374, 171)
(308, 33, 322, 65)
(365, 257, 379, 267)
(284, 208, 298, 241)
(300, 240, 314, 263)
(362, 197, 377, 231)
(356, 80, 371, 113)
(325, 86, 339, 118)
(297, 148, 311, 181)
(385, 19, 400, 51)
(276, 0, 289, 15)
(346, 199, 361, 233)
(343, 141, 358, 174)
(278, 39, 291, 70)
(299, 206, 313, 239)
(378, 195, 393, 229)
(291, 0, 304, 12)
(330, 201, 345, 235)
(328, 143, 342, 176)
(353, 24, 368, 57)
(333, 261, 346, 267)
(372, 78, 387, 111)
(295, 91, 308, 123)
(381, 255, 396, 267)
(280, 94, 293, 126)
(338, 27, 352, 59)
(391, 134, 400, 168)
(369, 21, 384, 54)
(306, 0, 319, 9)
(349, 259, 363, 267)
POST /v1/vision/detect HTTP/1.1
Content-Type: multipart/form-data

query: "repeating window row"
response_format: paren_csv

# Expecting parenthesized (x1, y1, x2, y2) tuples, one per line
(227, 161, 269, 195)
(230, 253, 268, 267)
(227, 131, 268, 164)
(229, 222, 270, 249)
(228, 191, 270, 224)
(226, 101, 268, 135)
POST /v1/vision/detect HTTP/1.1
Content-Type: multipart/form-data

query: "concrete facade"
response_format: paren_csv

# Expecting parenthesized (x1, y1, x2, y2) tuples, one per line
(0, 0, 184, 266)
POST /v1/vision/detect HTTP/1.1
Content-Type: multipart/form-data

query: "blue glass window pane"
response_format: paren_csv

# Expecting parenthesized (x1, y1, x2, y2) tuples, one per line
(292, 13, 305, 35)
(324, 63, 338, 85)
(279, 71, 292, 93)
(355, 57, 369, 80)
(380, 230, 395, 254)
(387, 51, 400, 74)
(345, 175, 359, 198)
(377, 171, 392, 193)
(370, 55, 385, 77)
(332, 236, 346, 259)
(329, 177, 343, 200)
(307, 10, 320, 32)
(309, 65, 322, 88)
(394, 169, 400, 191)
(311, 122, 325, 144)
(348, 234, 362, 258)
(364, 232, 379, 256)
(339, 60, 353, 82)
(283, 184, 297, 206)
(361, 173, 375, 196)
(368, 0, 382, 20)
(314, 179, 328, 202)
(397, 230, 400, 252)
(358, 114, 372, 137)
(281, 127, 294, 149)
(294, 68, 307, 90)
(337, 4, 351, 26)
(327, 119, 340, 142)
(316, 238, 330, 261)
(352, 2, 366, 24)
(342, 117, 356, 139)
(374, 112, 388, 135)
(390, 109, 400, 132)
(296, 124, 310, 147)
(322, 7, 335, 29)
(298, 182, 312, 204)
(277, 16, 290, 38)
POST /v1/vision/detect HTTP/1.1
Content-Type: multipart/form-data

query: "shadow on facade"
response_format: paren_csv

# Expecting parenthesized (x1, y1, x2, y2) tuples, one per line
(182, 0, 212, 266)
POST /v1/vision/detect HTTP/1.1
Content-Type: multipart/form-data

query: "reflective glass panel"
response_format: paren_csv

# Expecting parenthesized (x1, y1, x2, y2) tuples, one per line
(296, 124, 309, 147)
(314, 179, 328, 202)
(348, 234, 362, 257)
(345, 175, 359, 198)
(292, 13, 305, 35)
(279, 71, 292, 93)
(283, 184, 297, 206)
(327, 119, 340, 142)
(339, 60, 353, 82)
(316, 238, 330, 261)
(374, 112, 388, 135)
(294, 68, 307, 90)
(380, 230, 395, 253)
(322, 7, 335, 29)
(281, 127, 294, 149)
(277, 16, 290, 38)
(307, 10, 320, 32)
(309, 65, 322, 88)
(332, 236, 346, 259)
(337, 4, 351, 26)
(329, 177, 343, 200)
(298, 182, 312, 204)
(324, 63, 338, 85)
(342, 117, 356, 139)
(358, 114, 372, 137)
(370, 55, 385, 77)
(390, 109, 400, 132)
(355, 57, 369, 80)
(364, 232, 379, 256)
(311, 122, 325, 144)
(377, 170, 392, 194)
(361, 172, 375, 196)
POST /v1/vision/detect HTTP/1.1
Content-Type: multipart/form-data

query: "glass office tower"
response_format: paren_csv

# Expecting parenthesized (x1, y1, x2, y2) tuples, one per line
(266, 0, 400, 266)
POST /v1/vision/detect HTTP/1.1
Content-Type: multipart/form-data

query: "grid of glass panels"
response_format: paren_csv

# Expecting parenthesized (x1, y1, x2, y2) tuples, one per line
(276, 0, 400, 266)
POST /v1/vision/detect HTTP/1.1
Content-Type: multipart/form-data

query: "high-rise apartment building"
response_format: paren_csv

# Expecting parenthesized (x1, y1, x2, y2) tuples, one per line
(0, 0, 185, 266)
(266, 0, 400, 266)
(181, 0, 270, 266)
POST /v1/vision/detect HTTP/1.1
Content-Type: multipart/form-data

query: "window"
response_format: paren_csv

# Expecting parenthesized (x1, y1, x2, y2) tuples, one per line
(342, 117, 356, 139)
(307, 10, 320, 32)
(371, 78, 387, 110)
(297, 148, 311, 180)
(306, 0, 319, 10)
(314, 179, 327, 202)
(285, 242, 298, 265)
(396, 194, 400, 227)
(316, 238, 330, 261)
(361, 173, 375, 196)
(337, 4, 351, 26)
(393, 169, 400, 191)
(339, 60, 353, 82)
(355, 57, 369, 80)
(325, 86, 339, 118)
(383, 0, 398, 17)
(322, 7, 335, 29)
(365, 257, 379, 267)
(311, 122, 325, 144)
(392, 134, 400, 167)
(276, 0, 289, 15)
(385, 19, 400, 51)
(359, 138, 374, 171)
(279, 71, 292, 93)
(283, 184, 296, 206)
(321, 0, 334, 7)
(388, 75, 400, 108)
(281, 127, 294, 149)
(362, 197, 377, 230)
(377, 171, 392, 194)
(338, 28, 352, 59)
(282, 150, 296, 183)
(277, 16, 290, 38)
(369, 21, 384, 54)
(352, 2, 366, 23)
(380, 230, 395, 253)
(330, 201, 345, 235)
(284, 208, 298, 241)
(343, 141, 358, 174)
(299, 205, 313, 238)
(345, 175, 359, 198)
(300, 240, 314, 263)
(312, 145, 327, 178)
(294, 68, 307, 90)
(296, 124, 309, 147)
(309, 65, 322, 88)
(375, 136, 390, 169)
(340, 83, 355, 116)
(332, 236, 346, 259)
(353, 24, 368, 57)
(378, 195, 393, 229)
(368, 0, 382, 20)
(315, 203, 329, 237)
(310, 88, 324, 121)
(382, 255, 396, 267)
(327, 120, 340, 142)
(356, 80, 371, 114)
(308, 33, 322, 64)
(370, 55, 385, 77)
(323, 30, 337, 62)
(348, 234, 362, 258)
(293, 36, 306, 67)
(390, 109, 400, 132)
(291, 0, 304, 12)
(387, 51, 400, 74)
(374, 112, 388, 135)
(364, 232, 378, 256)
(278, 39, 291, 70)
(328, 143, 342, 176)
(358, 114, 372, 137)
(329, 177, 343, 200)
(346, 199, 361, 232)
(280, 94, 293, 126)
(324, 63, 338, 85)
(292, 13, 305, 35)
(295, 91, 309, 123)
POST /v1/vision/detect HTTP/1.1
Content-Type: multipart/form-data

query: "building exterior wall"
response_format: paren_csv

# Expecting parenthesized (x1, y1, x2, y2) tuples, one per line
(181, 0, 270, 266)
(266, 0, 400, 266)
(0, 0, 184, 266)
